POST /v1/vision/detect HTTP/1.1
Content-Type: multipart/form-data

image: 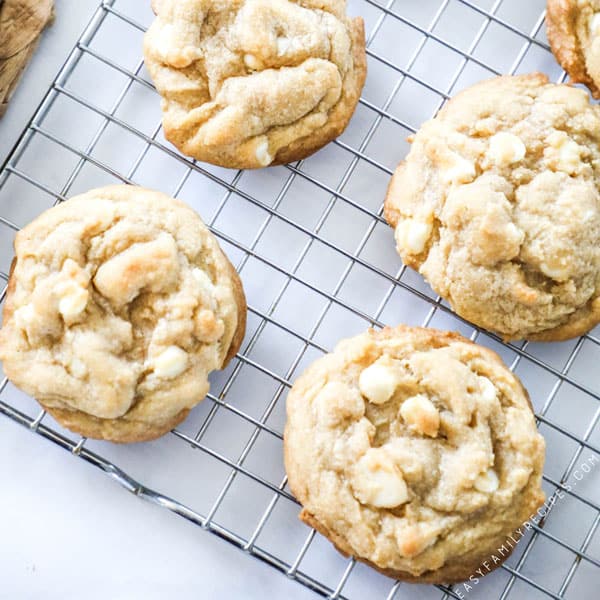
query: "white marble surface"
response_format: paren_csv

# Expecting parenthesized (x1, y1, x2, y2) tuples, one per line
(0, 2, 313, 598)
(0, 417, 314, 600)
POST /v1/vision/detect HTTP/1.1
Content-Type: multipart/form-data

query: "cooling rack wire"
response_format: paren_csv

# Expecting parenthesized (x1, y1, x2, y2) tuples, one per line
(0, 1, 599, 598)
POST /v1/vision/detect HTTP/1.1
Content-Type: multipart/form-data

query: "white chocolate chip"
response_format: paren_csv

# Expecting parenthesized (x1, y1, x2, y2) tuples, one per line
(505, 222, 523, 244)
(545, 131, 582, 174)
(442, 154, 476, 185)
(474, 468, 499, 493)
(153, 346, 189, 379)
(395, 218, 432, 254)
(55, 282, 89, 319)
(314, 381, 365, 427)
(192, 268, 217, 309)
(69, 357, 88, 379)
(540, 260, 570, 281)
(487, 132, 526, 165)
(192, 268, 216, 295)
(590, 13, 600, 35)
(359, 355, 402, 405)
(276, 37, 291, 55)
(352, 448, 409, 508)
(53, 259, 90, 319)
(478, 377, 497, 404)
(395, 523, 439, 558)
(13, 304, 36, 329)
(255, 139, 273, 166)
(60, 258, 87, 282)
(194, 309, 224, 342)
(400, 394, 440, 437)
(557, 142, 582, 173)
(244, 53, 263, 70)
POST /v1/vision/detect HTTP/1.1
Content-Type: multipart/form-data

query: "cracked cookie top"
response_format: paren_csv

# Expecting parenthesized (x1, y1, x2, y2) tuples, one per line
(284, 326, 545, 582)
(385, 73, 600, 341)
(143, 0, 366, 169)
(0, 185, 246, 442)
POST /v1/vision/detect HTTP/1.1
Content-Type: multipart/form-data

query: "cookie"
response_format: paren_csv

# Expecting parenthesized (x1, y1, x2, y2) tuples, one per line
(0, 185, 246, 443)
(0, 0, 54, 116)
(547, 0, 600, 98)
(284, 326, 545, 583)
(385, 73, 600, 341)
(143, 0, 366, 169)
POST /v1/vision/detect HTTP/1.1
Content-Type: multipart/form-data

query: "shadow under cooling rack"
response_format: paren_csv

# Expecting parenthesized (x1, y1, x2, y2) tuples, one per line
(0, 1, 599, 599)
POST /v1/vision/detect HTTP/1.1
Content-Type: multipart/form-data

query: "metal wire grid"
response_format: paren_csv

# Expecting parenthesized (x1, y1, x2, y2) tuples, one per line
(0, 0, 599, 597)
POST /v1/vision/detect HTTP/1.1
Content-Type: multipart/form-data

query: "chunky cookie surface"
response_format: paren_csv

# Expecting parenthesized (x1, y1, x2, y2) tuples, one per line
(284, 326, 545, 583)
(143, 0, 366, 169)
(547, 0, 600, 98)
(385, 73, 600, 341)
(0, 185, 246, 442)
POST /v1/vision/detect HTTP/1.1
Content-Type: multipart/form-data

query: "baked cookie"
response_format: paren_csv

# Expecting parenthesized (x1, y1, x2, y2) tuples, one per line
(547, 0, 600, 98)
(385, 73, 600, 341)
(284, 326, 545, 583)
(0, 185, 246, 443)
(143, 0, 366, 169)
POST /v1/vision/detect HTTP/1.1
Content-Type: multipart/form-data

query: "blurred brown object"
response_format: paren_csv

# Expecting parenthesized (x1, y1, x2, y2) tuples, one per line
(0, 0, 54, 117)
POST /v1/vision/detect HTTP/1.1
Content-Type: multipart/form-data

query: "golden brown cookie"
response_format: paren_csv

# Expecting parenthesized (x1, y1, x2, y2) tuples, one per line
(385, 73, 600, 341)
(0, 185, 246, 443)
(0, 0, 54, 116)
(284, 326, 546, 583)
(143, 0, 366, 169)
(547, 0, 600, 98)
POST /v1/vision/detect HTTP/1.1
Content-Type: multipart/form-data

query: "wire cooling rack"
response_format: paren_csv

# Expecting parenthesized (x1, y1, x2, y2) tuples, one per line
(1, 0, 599, 598)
